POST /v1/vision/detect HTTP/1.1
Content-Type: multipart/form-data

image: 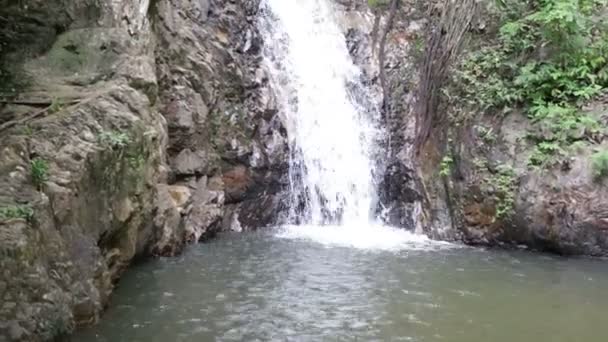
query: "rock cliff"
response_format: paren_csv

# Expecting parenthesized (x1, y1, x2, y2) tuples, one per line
(369, 0, 608, 256)
(0, 0, 287, 340)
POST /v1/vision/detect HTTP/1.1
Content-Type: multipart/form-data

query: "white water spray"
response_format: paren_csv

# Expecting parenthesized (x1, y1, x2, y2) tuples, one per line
(259, 0, 446, 249)
(260, 0, 381, 225)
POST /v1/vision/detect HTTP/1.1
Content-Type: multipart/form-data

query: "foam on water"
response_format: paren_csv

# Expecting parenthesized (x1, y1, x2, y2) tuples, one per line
(276, 224, 455, 251)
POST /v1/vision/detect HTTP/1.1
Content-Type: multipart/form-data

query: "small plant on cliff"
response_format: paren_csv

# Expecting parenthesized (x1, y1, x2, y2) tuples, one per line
(367, 0, 391, 8)
(0, 204, 34, 221)
(476, 125, 497, 144)
(98, 130, 131, 149)
(30, 157, 49, 190)
(21, 124, 34, 137)
(528, 141, 563, 168)
(48, 97, 64, 114)
(439, 155, 454, 177)
(591, 150, 608, 180)
(127, 151, 145, 172)
(491, 164, 517, 219)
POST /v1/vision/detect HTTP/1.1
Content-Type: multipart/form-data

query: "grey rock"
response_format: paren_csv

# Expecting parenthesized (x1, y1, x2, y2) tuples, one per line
(152, 184, 186, 257)
(7, 322, 25, 341)
(185, 203, 223, 242)
(171, 149, 208, 176)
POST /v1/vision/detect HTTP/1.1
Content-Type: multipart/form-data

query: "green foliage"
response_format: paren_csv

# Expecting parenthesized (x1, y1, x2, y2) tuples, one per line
(127, 151, 145, 172)
(488, 164, 517, 219)
(411, 36, 425, 58)
(94, 126, 151, 195)
(454, 0, 608, 166)
(458, 0, 608, 110)
(529, 103, 600, 137)
(591, 150, 608, 180)
(98, 130, 131, 149)
(528, 140, 564, 167)
(476, 125, 497, 144)
(0, 204, 34, 221)
(367, 0, 391, 8)
(30, 158, 49, 190)
(439, 155, 454, 177)
(48, 98, 64, 114)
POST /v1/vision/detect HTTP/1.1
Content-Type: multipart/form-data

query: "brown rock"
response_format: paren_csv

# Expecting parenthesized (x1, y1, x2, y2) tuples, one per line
(167, 185, 191, 209)
(222, 165, 252, 203)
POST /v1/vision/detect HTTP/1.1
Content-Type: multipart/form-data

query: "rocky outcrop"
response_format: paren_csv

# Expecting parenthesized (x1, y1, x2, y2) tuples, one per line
(0, 0, 166, 339)
(0, 0, 289, 340)
(429, 103, 608, 256)
(153, 0, 289, 237)
(408, 2, 608, 256)
(370, 0, 608, 256)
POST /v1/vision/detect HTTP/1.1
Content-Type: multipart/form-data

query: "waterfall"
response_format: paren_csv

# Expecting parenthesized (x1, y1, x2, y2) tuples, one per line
(260, 0, 382, 226)
(258, 0, 435, 249)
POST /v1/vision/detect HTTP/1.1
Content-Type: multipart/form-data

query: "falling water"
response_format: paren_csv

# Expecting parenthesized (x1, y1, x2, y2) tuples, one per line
(259, 0, 435, 249)
(260, 0, 382, 225)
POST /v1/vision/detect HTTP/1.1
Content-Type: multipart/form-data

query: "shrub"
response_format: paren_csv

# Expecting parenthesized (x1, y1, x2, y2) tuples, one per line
(439, 155, 454, 177)
(367, 0, 391, 8)
(98, 131, 131, 149)
(0, 205, 34, 221)
(591, 150, 608, 180)
(30, 158, 49, 190)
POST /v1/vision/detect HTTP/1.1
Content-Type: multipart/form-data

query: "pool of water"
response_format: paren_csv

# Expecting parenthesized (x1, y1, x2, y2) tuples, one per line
(73, 226, 608, 342)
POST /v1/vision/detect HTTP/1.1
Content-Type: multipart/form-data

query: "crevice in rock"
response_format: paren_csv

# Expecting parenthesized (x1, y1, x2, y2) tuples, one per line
(377, 0, 399, 115)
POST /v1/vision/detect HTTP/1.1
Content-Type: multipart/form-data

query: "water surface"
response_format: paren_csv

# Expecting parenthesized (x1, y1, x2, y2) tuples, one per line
(74, 227, 608, 342)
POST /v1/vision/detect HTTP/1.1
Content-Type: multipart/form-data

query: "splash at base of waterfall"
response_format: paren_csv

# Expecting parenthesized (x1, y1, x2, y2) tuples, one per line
(275, 224, 455, 251)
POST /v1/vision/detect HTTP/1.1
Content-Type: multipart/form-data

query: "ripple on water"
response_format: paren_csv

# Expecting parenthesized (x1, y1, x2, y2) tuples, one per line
(72, 231, 608, 342)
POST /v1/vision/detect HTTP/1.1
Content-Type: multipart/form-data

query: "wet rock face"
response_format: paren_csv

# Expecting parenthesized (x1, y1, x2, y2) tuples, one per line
(376, 162, 423, 229)
(391, 2, 608, 256)
(332, 0, 430, 231)
(154, 0, 289, 232)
